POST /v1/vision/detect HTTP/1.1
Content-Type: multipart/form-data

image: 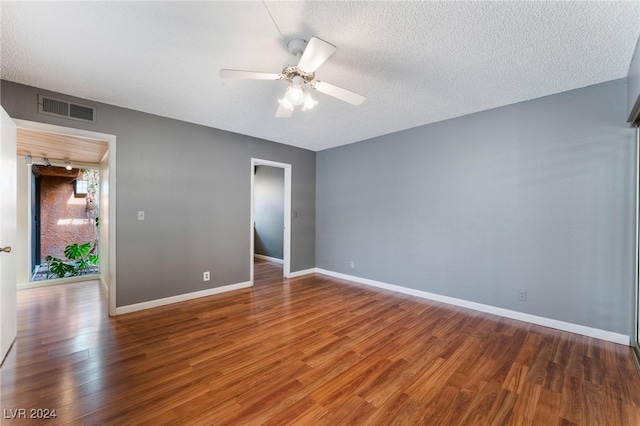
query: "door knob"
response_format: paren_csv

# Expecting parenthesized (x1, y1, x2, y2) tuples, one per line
(0, 247, 11, 253)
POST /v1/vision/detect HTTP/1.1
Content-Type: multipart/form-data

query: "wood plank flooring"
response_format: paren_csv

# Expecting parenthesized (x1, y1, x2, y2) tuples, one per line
(2, 258, 639, 425)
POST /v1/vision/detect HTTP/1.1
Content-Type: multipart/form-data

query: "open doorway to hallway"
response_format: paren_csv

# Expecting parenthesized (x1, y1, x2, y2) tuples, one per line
(250, 158, 292, 284)
(253, 165, 285, 279)
(254, 165, 285, 263)
(16, 127, 108, 288)
(30, 165, 100, 282)
(13, 120, 117, 316)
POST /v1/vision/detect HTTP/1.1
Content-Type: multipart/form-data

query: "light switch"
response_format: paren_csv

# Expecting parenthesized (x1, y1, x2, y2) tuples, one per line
(138, 211, 145, 221)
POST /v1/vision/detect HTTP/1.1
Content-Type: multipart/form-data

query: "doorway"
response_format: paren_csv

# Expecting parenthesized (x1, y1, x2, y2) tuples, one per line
(254, 165, 284, 263)
(14, 119, 117, 316)
(250, 158, 291, 284)
(29, 165, 100, 282)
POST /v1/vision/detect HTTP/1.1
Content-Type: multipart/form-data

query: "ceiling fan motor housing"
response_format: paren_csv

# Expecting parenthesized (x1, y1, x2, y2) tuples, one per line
(281, 66, 314, 83)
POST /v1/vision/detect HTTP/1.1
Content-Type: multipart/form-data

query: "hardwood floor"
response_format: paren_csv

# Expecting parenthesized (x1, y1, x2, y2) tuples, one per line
(2, 259, 639, 425)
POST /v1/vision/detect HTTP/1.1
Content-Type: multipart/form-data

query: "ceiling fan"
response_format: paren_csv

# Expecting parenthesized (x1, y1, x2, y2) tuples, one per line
(219, 37, 366, 118)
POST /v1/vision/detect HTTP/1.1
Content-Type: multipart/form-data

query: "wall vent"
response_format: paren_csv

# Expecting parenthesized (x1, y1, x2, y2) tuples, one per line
(38, 95, 96, 123)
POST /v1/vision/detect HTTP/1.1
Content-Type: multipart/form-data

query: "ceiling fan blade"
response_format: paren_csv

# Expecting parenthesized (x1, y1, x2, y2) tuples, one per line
(275, 103, 293, 118)
(311, 81, 366, 106)
(219, 69, 282, 80)
(297, 37, 337, 73)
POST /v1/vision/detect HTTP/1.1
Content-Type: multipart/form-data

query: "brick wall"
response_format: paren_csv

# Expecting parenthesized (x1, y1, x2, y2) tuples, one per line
(40, 176, 97, 260)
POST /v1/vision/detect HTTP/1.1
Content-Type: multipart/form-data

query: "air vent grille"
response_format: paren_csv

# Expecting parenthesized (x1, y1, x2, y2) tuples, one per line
(38, 95, 96, 123)
(42, 97, 69, 116)
(69, 103, 94, 121)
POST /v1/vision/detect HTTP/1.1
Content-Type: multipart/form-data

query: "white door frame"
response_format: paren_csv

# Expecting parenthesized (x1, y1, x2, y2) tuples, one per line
(250, 158, 291, 283)
(13, 119, 117, 316)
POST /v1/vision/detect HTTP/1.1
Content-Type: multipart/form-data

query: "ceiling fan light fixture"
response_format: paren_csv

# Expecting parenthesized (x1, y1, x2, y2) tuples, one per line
(289, 85, 304, 102)
(302, 92, 318, 111)
(284, 76, 306, 106)
(280, 80, 317, 113)
(278, 97, 294, 111)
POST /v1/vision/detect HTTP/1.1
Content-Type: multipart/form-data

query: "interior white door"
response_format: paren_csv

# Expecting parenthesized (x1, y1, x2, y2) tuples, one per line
(0, 107, 18, 364)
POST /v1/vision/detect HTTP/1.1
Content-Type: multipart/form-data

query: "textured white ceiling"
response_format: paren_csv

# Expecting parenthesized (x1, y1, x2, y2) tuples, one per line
(2, 1, 639, 152)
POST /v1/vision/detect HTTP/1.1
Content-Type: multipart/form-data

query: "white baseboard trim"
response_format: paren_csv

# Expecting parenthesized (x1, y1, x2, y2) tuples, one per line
(287, 267, 319, 278)
(254, 254, 284, 264)
(115, 281, 252, 315)
(316, 268, 630, 346)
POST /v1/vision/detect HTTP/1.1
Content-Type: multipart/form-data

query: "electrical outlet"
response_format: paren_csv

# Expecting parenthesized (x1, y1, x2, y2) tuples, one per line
(203, 271, 210, 281)
(518, 289, 527, 301)
(137, 211, 145, 221)
(349, 261, 355, 269)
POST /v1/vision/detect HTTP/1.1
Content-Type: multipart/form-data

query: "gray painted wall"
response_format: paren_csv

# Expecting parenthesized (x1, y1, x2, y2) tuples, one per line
(317, 79, 636, 336)
(629, 35, 640, 122)
(254, 166, 284, 259)
(1, 80, 316, 307)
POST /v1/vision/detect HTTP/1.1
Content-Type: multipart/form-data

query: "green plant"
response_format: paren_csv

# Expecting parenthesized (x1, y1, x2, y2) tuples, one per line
(45, 242, 99, 278)
(45, 256, 74, 279)
(65, 242, 95, 274)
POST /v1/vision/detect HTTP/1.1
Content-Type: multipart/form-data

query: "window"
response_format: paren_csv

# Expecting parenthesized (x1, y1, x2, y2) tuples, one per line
(74, 179, 88, 197)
